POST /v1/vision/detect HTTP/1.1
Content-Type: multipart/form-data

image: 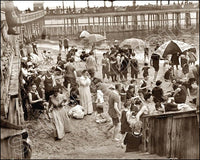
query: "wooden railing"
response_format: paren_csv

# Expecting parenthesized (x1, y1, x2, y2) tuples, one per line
(19, 10, 45, 24)
(141, 110, 199, 159)
(45, 8, 199, 19)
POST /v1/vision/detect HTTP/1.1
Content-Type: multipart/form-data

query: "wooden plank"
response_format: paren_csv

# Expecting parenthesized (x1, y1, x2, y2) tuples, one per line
(8, 98, 16, 124)
(166, 117, 172, 158)
(142, 110, 196, 118)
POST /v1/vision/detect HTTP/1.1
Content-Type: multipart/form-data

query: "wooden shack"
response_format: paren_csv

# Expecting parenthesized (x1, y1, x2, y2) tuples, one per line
(1, 4, 27, 159)
(141, 110, 199, 159)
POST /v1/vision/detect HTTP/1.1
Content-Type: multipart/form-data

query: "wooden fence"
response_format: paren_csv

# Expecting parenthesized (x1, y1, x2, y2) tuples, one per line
(141, 110, 199, 159)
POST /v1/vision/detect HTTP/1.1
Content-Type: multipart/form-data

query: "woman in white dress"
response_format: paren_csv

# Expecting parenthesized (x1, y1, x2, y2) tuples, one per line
(79, 70, 93, 115)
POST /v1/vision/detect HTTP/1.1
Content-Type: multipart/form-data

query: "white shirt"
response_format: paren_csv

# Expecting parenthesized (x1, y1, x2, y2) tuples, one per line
(96, 90, 104, 103)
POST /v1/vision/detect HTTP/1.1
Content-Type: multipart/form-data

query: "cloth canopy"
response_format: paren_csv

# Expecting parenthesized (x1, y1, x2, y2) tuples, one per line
(155, 40, 196, 58)
(119, 38, 145, 49)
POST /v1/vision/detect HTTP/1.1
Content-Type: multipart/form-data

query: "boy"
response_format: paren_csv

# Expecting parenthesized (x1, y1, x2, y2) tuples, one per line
(142, 63, 150, 79)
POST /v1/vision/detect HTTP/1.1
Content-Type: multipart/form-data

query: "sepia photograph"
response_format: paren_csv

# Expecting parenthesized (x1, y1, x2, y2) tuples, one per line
(0, 0, 199, 159)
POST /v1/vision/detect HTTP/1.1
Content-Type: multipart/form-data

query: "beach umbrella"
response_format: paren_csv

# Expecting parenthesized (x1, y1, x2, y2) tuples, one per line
(155, 40, 196, 58)
(80, 30, 90, 38)
(85, 34, 106, 43)
(119, 38, 145, 49)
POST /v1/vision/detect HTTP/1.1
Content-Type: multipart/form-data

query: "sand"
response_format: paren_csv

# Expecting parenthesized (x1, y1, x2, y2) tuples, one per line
(26, 32, 198, 159)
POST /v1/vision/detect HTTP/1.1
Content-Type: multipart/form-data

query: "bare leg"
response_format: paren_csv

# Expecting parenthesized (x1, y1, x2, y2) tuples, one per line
(113, 123, 120, 140)
(153, 71, 158, 81)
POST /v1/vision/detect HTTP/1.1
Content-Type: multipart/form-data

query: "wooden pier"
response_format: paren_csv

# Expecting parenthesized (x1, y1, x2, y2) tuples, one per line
(44, 8, 199, 37)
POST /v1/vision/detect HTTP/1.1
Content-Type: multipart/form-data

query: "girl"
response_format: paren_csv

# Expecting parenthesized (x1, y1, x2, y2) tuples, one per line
(120, 101, 132, 148)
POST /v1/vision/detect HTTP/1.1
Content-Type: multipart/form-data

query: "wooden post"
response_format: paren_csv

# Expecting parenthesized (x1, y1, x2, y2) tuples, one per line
(148, 14, 150, 31)
(196, 11, 199, 31)
(176, 12, 181, 30)
(172, 13, 174, 29)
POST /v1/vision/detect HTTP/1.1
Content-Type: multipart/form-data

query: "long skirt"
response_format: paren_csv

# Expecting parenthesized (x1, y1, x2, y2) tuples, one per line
(52, 107, 71, 139)
(79, 86, 93, 115)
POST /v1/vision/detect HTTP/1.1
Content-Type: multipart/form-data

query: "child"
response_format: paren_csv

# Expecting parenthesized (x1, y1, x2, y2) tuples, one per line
(95, 90, 107, 124)
(142, 63, 150, 79)
(69, 86, 80, 106)
(120, 101, 132, 148)
(126, 85, 135, 101)
(123, 121, 143, 152)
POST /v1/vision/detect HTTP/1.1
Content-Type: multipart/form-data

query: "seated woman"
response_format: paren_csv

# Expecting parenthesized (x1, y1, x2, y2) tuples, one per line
(152, 80, 166, 110)
(49, 87, 71, 140)
(28, 84, 44, 110)
(138, 76, 150, 101)
(173, 84, 187, 104)
(164, 67, 173, 82)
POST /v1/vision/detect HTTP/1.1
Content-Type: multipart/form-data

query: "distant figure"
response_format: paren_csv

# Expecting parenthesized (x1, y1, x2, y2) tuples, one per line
(86, 51, 97, 77)
(150, 52, 160, 82)
(130, 53, 139, 80)
(102, 53, 110, 81)
(64, 37, 69, 54)
(144, 47, 149, 63)
(170, 52, 180, 70)
(142, 63, 150, 79)
(58, 37, 63, 53)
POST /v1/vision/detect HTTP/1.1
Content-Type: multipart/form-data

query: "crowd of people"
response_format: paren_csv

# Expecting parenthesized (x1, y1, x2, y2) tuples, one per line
(19, 36, 199, 152)
(45, 2, 198, 16)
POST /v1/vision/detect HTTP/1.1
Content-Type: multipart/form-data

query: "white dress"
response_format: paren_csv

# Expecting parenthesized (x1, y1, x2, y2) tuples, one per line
(79, 76, 93, 115)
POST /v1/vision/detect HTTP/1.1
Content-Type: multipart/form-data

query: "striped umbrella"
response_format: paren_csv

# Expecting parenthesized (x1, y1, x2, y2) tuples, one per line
(155, 40, 196, 58)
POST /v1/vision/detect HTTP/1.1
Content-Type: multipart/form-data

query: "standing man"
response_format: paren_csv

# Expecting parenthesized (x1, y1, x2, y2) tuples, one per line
(150, 50, 160, 82)
(107, 84, 122, 141)
(64, 37, 69, 55)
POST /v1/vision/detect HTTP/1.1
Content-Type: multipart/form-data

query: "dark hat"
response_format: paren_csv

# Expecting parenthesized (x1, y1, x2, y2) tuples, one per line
(156, 80, 162, 86)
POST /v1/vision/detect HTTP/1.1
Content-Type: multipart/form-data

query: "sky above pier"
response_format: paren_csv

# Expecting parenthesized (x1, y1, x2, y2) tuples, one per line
(14, 0, 196, 11)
